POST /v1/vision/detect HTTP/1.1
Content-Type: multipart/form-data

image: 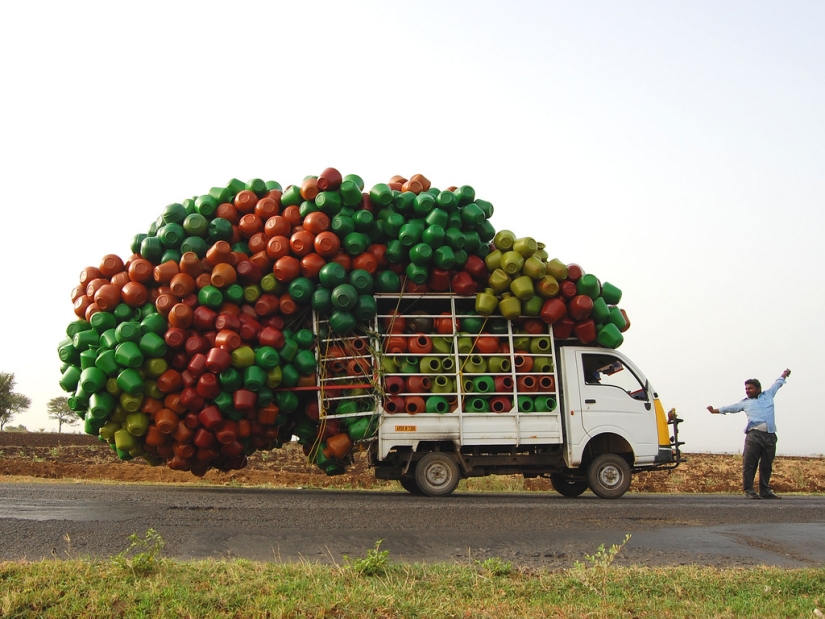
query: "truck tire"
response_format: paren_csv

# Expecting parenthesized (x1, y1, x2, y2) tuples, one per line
(415, 453, 461, 497)
(587, 454, 631, 499)
(399, 476, 424, 495)
(550, 475, 589, 498)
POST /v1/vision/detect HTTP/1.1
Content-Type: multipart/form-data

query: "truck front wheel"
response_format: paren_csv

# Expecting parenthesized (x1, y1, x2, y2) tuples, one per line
(550, 475, 589, 497)
(415, 453, 461, 497)
(587, 454, 631, 499)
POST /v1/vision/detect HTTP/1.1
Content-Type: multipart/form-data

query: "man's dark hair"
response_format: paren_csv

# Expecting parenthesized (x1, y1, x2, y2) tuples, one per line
(745, 378, 762, 392)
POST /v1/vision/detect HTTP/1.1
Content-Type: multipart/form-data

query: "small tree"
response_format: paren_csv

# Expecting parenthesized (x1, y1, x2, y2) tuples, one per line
(47, 396, 79, 433)
(0, 373, 31, 431)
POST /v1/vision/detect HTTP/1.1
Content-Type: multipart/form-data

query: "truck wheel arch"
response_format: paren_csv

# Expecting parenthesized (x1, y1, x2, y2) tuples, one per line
(582, 432, 634, 464)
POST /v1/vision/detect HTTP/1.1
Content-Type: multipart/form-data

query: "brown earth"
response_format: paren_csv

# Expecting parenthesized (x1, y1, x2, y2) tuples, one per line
(1, 431, 824, 493)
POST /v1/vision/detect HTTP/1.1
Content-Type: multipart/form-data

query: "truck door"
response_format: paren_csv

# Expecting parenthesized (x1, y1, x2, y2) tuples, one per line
(576, 351, 658, 462)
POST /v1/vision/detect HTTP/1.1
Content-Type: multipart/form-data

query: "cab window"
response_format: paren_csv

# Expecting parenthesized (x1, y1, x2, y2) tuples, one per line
(581, 353, 648, 401)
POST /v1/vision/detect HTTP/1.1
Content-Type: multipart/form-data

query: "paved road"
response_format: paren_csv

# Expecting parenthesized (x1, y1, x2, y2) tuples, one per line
(1, 483, 823, 569)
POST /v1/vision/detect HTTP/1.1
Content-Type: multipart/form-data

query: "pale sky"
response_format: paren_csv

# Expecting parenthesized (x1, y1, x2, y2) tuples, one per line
(1, 1, 823, 455)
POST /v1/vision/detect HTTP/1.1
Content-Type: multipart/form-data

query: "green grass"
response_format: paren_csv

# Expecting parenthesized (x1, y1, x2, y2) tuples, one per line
(1, 551, 823, 618)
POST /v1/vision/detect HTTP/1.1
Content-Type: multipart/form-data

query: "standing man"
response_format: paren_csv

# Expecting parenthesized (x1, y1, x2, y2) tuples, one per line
(707, 369, 791, 499)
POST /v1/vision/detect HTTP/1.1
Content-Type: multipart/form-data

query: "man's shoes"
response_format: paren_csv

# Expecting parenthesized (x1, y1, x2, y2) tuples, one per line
(760, 491, 781, 499)
(745, 491, 761, 499)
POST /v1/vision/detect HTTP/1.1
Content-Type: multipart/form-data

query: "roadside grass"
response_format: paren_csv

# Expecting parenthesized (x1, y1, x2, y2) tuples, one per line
(1, 553, 823, 618)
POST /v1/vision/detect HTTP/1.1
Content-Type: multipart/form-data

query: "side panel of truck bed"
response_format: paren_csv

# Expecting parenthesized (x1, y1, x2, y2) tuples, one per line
(378, 410, 563, 458)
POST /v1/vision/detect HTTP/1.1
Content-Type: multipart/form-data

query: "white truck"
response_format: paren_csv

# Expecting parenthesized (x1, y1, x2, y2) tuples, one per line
(312, 293, 683, 499)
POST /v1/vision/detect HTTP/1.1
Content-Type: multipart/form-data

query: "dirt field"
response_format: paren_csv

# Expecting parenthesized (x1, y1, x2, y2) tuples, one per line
(1, 431, 823, 493)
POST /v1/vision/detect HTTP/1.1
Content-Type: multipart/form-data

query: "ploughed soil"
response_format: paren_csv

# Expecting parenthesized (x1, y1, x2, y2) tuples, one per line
(2, 432, 824, 493)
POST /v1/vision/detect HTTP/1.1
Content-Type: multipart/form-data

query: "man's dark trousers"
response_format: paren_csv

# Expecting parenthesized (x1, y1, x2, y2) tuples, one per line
(743, 430, 777, 495)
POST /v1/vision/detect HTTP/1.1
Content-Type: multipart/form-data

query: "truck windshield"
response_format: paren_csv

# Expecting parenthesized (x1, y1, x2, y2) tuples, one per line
(582, 353, 648, 401)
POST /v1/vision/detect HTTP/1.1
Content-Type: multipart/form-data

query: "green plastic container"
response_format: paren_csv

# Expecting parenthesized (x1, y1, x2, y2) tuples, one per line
(90, 312, 116, 334)
(79, 349, 96, 371)
(493, 230, 516, 252)
(405, 263, 428, 284)
(421, 224, 445, 248)
(409, 243, 432, 265)
(349, 269, 374, 295)
(329, 311, 356, 335)
(116, 368, 144, 397)
(294, 350, 317, 376)
(445, 228, 466, 250)
(510, 275, 535, 301)
(523, 295, 544, 316)
(498, 294, 521, 320)
(475, 288, 498, 316)
(354, 295, 377, 322)
(244, 365, 268, 390)
(591, 297, 611, 324)
(288, 277, 314, 305)
(73, 329, 99, 352)
(319, 263, 347, 289)
(534, 395, 557, 412)
(376, 270, 401, 292)
(114, 341, 144, 369)
(198, 285, 224, 309)
(79, 367, 106, 394)
(601, 282, 623, 305)
(369, 183, 394, 207)
(488, 356, 511, 374)
(431, 375, 455, 395)
(500, 251, 525, 276)
(231, 346, 255, 368)
(399, 222, 423, 247)
(433, 246, 456, 270)
(219, 367, 243, 392)
(517, 395, 535, 413)
(513, 237, 537, 258)
(597, 323, 624, 349)
(577, 274, 601, 299)
(472, 376, 495, 394)
(138, 332, 167, 358)
(465, 397, 490, 413)
(89, 391, 116, 419)
(419, 356, 443, 374)
(125, 412, 150, 437)
(331, 284, 358, 311)
(59, 365, 82, 392)
(529, 337, 552, 355)
(312, 287, 333, 313)
(92, 349, 119, 378)
(426, 397, 450, 414)
(462, 355, 488, 374)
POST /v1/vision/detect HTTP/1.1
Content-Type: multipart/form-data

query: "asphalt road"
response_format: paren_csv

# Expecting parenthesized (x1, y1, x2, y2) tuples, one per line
(1, 483, 823, 569)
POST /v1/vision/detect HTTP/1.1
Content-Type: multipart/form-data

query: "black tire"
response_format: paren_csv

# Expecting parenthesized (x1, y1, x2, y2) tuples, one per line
(399, 476, 423, 495)
(415, 453, 461, 497)
(587, 454, 632, 499)
(550, 475, 589, 498)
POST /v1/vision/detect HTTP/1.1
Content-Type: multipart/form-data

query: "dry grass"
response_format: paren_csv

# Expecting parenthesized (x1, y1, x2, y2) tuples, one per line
(1, 433, 823, 494)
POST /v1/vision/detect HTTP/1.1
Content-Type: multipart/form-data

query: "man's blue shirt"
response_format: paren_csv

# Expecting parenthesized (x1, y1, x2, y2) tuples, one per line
(719, 377, 786, 433)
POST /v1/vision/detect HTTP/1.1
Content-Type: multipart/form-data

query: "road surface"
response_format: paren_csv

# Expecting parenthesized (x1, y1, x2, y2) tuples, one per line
(1, 483, 823, 569)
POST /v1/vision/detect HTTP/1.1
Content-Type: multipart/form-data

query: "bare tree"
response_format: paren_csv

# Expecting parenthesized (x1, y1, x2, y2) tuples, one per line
(0, 373, 31, 431)
(47, 396, 79, 433)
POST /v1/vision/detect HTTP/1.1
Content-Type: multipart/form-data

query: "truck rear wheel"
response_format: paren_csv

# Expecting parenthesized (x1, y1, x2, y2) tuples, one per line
(587, 454, 631, 499)
(399, 476, 423, 494)
(550, 475, 589, 497)
(415, 453, 461, 497)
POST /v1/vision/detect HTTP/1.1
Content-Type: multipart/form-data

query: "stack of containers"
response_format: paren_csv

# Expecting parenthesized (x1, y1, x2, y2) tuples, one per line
(58, 169, 631, 477)
(476, 230, 629, 349)
(376, 296, 558, 416)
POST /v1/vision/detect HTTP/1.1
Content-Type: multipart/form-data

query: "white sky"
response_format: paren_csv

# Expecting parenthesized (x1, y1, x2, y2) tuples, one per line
(1, 1, 823, 455)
